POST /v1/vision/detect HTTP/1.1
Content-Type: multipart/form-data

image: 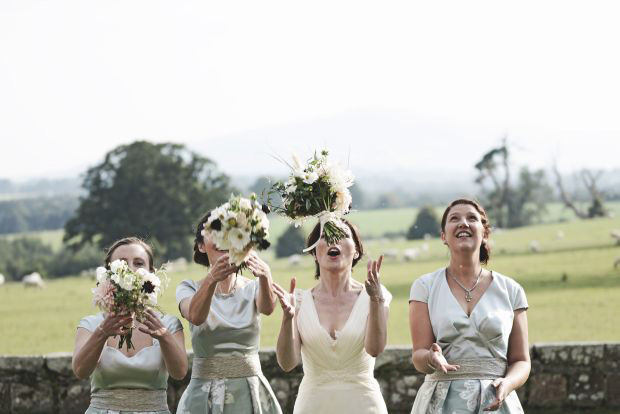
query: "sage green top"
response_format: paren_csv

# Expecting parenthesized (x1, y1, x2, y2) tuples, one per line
(78, 313, 183, 392)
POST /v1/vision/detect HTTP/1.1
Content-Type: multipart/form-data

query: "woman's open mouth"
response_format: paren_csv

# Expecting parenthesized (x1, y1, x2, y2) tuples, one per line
(327, 247, 341, 257)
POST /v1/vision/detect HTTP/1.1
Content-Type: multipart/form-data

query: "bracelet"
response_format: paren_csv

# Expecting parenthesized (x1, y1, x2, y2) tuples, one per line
(369, 295, 385, 303)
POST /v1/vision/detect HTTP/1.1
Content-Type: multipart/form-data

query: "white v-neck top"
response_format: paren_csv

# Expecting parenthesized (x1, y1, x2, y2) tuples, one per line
(409, 268, 528, 361)
(293, 285, 392, 414)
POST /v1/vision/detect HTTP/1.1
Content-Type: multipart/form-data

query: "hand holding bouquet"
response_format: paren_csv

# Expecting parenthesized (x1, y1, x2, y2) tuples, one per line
(92, 260, 169, 349)
(270, 150, 354, 251)
(201, 193, 271, 266)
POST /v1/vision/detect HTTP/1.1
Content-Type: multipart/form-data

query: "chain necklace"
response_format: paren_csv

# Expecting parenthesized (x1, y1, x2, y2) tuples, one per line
(215, 273, 238, 297)
(447, 267, 483, 302)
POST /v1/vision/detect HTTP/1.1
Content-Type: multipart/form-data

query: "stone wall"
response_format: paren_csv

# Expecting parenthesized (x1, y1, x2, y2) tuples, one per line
(1, 343, 619, 414)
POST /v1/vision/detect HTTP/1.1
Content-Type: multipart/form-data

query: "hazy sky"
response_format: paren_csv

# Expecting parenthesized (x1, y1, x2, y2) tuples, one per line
(1, 1, 619, 180)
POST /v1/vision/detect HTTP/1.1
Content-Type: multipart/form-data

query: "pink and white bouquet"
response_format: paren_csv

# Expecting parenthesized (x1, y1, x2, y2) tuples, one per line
(202, 193, 271, 266)
(92, 260, 169, 349)
(269, 150, 354, 251)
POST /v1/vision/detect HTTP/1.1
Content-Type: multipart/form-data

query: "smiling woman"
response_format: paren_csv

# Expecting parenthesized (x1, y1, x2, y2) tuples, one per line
(408, 199, 530, 414)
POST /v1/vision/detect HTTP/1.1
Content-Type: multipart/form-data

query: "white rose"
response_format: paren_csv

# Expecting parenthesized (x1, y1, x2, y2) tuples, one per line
(286, 184, 297, 194)
(110, 259, 125, 273)
(95, 267, 108, 283)
(122, 271, 137, 290)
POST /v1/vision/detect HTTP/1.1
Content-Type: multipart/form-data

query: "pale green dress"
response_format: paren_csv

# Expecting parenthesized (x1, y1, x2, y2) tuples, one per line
(78, 313, 183, 414)
(409, 269, 528, 414)
(175, 278, 282, 414)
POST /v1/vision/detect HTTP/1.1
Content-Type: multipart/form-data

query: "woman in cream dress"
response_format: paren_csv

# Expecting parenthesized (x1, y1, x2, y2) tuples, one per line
(274, 219, 391, 414)
(409, 199, 530, 413)
(174, 212, 282, 414)
(72, 237, 188, 414)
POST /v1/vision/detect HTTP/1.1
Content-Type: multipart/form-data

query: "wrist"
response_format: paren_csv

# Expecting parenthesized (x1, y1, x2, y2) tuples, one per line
(369, 295, 385, 303)
(426, 350, 437, 372)
(95, 326, 109, 341)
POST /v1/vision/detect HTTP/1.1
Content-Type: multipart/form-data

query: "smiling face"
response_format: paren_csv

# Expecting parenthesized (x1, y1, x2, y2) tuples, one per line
(441, 203, 489, 256)
(109, 243, 151, 273)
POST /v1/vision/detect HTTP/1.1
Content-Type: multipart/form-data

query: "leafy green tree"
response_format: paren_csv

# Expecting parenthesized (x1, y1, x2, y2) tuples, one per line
(275, 224, 306, 258)
(407, 206, 440, 240)
(64, 141, 233, 259)
(0, 238, 53, 280)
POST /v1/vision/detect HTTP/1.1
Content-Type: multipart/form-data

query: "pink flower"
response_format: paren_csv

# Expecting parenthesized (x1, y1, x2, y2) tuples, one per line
(92, 279, 116, 312)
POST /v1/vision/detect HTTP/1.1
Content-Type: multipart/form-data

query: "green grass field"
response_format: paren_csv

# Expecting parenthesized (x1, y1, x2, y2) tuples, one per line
(0, 208, 619, 355)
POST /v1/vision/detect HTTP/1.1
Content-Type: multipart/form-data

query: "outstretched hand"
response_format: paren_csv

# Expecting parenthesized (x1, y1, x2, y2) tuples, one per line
(272, 278, 296, 320)
(138, 309, 170, 340)
(245, 252, 272, 280)
(209, 254, 238, 282)
(365, 255, 384, 300)
(428, 343, 460, 374)
(98, 312, 134, 338)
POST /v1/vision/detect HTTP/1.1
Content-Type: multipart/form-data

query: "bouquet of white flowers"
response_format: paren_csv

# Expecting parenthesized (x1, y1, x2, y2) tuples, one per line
(202, 193, 271, 266)
(269, 150, 354, 251)
(92, 260, 169, 349)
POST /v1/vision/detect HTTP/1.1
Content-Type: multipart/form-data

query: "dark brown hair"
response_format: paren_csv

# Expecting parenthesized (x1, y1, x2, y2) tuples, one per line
(104, 237, 155, 271)
(193, 212, 211, 267)
(440, 198, 491, 264)
(306, 219, 364, 279)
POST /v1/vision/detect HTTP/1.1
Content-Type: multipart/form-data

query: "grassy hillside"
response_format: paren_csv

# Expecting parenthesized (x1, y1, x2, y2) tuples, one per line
(1, 213, 618, 355)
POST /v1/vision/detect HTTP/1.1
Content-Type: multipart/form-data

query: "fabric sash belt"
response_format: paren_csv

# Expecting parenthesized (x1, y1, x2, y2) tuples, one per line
(192, 354, 261, 379)
(425, 358, 507, 381)
(90, 388, 168, 411)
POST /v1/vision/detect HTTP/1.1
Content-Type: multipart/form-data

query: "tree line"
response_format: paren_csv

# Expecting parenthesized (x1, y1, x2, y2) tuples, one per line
(1, 139, 615, 280)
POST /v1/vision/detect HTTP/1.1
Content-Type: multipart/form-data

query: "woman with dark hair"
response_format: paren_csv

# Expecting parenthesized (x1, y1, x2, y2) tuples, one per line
(174, 212, 282, 414)
(409, 199, 530, 413)
(72, 237, 187, 414)
(273, 219, 391, 414)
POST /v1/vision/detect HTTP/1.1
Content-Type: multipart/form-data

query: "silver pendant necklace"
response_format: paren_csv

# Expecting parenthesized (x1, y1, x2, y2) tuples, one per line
(447, 267, 483, 302)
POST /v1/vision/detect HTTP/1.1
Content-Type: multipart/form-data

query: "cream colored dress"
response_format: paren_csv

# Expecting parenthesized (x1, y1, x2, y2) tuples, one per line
(293, 286, 392, 414)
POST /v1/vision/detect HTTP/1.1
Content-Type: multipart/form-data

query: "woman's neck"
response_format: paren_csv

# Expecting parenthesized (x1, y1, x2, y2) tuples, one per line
(214, 272, 237, 294)
(448, 253, 482, 283)
(317, 268, 354, 296)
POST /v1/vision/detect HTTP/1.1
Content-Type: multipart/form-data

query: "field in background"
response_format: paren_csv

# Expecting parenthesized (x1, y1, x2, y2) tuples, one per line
(0, 208, 619, 355)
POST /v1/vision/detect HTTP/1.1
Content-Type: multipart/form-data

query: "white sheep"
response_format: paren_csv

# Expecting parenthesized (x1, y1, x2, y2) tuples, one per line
(0, 273, 5, 285)
(403, 248, 420, 262)
(529, 240, 541, 253)
(22, 272, 45, 288)
(382, 249, 399, 261)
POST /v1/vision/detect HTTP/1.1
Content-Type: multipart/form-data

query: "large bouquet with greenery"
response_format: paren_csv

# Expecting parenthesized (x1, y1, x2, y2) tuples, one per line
(92, 260, 169, 349)
(202, 193, 271, 266)
(270, 150, 354, 251)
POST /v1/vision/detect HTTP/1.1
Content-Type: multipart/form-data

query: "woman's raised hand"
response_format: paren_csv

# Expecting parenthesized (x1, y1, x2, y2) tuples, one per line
(272, 278, 296, 320)
(138, 309, 170, 340)
(365, 255, 384, 300)
(97, 312, 134, 338)
(428, 342, 460, 374)
(245, 252, 272, 280)
(209, 254, 238, 282)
